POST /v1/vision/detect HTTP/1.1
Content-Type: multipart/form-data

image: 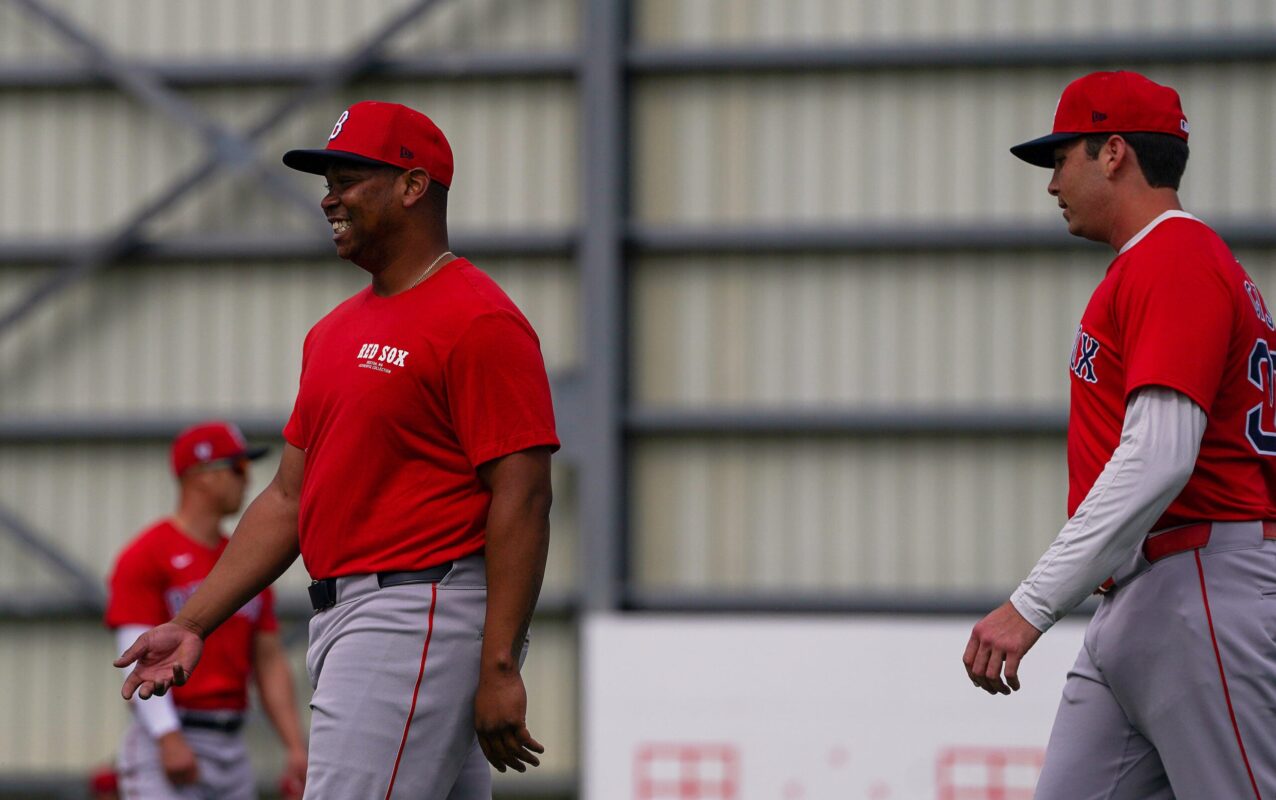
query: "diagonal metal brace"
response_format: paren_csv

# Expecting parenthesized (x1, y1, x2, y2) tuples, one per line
(0, 0, 450, 340)
(10, 0, 316, 217)
(0, 501, 105, 611)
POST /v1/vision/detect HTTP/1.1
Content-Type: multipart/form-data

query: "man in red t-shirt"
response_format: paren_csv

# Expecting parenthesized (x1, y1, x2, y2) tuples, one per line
(106, 421, 307, 799)
(115, 103, 559, 798)
(963, 71, 1276, 798)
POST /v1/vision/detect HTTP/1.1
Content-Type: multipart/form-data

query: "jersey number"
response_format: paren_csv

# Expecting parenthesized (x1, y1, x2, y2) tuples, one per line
(1246, 339, 1276, 455)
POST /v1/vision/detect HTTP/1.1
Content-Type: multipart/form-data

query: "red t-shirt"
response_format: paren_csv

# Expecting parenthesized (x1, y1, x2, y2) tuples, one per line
(1068, 214, 1276, 527)
(283, 258, 560, 578)
(104, 519, 277, 711)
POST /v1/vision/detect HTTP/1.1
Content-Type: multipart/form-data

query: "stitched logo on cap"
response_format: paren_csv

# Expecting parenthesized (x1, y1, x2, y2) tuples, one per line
(1180, 119, 1190, 134)
(400, 146, 414, 159)
(329, 110, 349, 141)
(1091, 111, 1108, 123)
(194, 442, 213, 460)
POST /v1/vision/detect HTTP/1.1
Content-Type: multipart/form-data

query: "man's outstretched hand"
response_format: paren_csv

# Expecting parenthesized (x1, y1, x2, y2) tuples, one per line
(116, 621, 204, 700)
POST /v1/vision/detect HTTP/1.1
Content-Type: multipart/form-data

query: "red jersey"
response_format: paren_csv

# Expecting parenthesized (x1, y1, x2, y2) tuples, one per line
(283, 258, 559, 578)
(1068, 212, 1276, 527)
(105, 519, 277, 711)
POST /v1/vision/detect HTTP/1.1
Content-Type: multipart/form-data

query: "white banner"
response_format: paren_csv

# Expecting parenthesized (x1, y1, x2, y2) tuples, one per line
(584, 614, 1088, 800)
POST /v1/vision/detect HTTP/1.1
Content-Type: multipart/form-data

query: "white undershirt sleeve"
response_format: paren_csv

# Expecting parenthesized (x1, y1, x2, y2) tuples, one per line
(1010, 387, 1206, 632)
(116, 625, 182, 738)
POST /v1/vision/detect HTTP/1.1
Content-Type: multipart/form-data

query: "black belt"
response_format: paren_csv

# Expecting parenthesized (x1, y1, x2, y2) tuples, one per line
(308, 562, 453, 612)
(178, 711, 243, 733)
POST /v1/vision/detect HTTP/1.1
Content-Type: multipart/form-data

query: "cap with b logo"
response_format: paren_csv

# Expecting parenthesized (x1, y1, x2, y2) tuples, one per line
(1011, 71, 1189, 168)
(282, 101, 454, 187)
(171, 421, 269, 477)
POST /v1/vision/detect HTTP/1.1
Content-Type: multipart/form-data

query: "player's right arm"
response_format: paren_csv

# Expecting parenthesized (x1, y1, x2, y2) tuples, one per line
(118, 444, 307, 700)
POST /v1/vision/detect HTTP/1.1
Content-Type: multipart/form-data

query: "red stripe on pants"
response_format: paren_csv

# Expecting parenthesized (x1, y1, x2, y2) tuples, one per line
(385, 583, 438, 800)
(1195, 551, 1263, 800)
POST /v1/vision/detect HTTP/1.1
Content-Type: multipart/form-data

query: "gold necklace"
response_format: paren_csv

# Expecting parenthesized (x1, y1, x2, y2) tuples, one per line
(409, 250, 454, 289)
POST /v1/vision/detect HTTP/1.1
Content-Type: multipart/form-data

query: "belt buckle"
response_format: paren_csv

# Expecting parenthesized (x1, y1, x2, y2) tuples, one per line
(307, 579, 336, 611)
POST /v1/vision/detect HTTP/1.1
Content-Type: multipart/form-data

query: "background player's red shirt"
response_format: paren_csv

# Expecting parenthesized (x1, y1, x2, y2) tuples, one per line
(1068, 214, 1276, 527)
(283, 258, 560, 578)
(105, 519, 277, 711)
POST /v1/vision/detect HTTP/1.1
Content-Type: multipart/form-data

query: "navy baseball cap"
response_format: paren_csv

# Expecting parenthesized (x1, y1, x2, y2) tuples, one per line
(283, 101, 454, 187)
(1011, 71, 1189, 168)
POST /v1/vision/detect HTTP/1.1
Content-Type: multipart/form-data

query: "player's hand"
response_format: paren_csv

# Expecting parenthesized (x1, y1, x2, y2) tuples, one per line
(962, 600, 1044, 695)
(116, 621, 204, 700)
(279, 745, 307, 799)
(157, 731, 199, 786)
(474, 666, 544, 773)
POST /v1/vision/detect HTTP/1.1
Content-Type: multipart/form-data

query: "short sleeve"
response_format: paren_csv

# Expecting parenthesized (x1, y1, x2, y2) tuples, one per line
(282, 330, 313, 449)
(1116, 247, 1233, 414)
(445, 311, 560, 468)
(104, 546, 169, 629)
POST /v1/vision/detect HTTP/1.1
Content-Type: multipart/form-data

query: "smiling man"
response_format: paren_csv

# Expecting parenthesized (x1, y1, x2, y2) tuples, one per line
(963, 71, 1276, 799)
(115, 102, 560, 799)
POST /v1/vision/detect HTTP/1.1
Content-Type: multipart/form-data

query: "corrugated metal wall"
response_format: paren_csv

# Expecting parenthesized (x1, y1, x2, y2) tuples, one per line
(4, 0, 1276, 794)
(0, 0, 583, 788)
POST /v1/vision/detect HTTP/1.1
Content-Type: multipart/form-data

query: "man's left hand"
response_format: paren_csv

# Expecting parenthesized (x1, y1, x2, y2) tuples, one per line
(962, 600, 1044, 695)
(474, 667, 544, 773)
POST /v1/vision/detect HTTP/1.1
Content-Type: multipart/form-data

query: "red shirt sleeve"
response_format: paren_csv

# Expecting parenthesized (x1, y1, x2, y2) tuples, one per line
(1116, 242, 1233, 413)
(104, 545, 169, 629)
(445, 310, 560, 468)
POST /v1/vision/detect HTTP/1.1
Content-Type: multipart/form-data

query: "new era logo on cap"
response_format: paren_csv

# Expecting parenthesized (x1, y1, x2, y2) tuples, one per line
(283, 101, 454, 187)
(1011, 71, 1188, 168)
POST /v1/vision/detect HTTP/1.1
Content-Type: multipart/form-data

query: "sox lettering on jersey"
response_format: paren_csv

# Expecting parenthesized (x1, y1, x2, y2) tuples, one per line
(357, 342, 409, 373)
(1070, 326, 1101, 384)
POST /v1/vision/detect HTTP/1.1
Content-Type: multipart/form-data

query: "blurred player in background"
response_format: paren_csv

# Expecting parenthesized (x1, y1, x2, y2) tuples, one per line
(106, 421, 307, 799)
(964, 71, 1276, 798)
(114, 102, 559, 798)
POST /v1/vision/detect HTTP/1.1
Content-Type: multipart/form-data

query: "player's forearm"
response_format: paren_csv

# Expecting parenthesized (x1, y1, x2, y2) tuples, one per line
(1011, 387, 1204, 631)
(480, 482, 551, 673)
(175, 483, 300, 638)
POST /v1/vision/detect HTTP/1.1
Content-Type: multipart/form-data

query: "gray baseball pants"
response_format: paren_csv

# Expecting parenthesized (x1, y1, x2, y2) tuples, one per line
(1035, 520, 1276, 799)
(303, 553, 495, 800)
(116, 719, 255, 800)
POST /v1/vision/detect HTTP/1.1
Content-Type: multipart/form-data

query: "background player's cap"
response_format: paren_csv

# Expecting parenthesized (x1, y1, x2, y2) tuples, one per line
(171, 421, 268, 477)
(282, 100, 454, 187)
(1011, 71, 1189, 168)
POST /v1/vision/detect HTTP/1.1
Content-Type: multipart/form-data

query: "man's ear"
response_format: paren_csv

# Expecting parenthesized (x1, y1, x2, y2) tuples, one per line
(400, 168, 431, 207)
(1103, 135, 1130, 178)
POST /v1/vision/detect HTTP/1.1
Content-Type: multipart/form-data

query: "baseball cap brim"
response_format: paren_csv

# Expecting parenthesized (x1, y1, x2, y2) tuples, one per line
(242, 445, 270, 461)
(282, 148, 398, 175)
(1010, 132, 1082, 168)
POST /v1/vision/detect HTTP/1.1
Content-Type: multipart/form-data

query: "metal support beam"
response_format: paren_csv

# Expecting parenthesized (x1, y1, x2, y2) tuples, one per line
(0, 51, 578, 89)
(0, 504, 104, 611)
(625, 588, 1097, 617)
(0, 0, 448, 339)
(578, 0, 629, 613)
(5, 32, 1276, 91)
(629, 33, 1276, 74)
(627, 408, 1067, 437)
(0, 229, 575, 265)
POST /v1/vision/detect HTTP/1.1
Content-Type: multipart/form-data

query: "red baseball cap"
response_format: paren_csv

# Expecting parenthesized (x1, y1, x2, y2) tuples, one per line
(283, 101, 454, 187)
(171, 421, 268, 477)
(1011, 71, 1189, 168)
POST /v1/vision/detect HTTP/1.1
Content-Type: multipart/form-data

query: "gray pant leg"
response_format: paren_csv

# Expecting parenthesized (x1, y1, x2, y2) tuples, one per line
(1114, 541, 1276, 799)
(445, 739, 492, 800)
(1035, 623, 1174, 800)
(305, 557, 489, 800)
(117, 721, 255, 800)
